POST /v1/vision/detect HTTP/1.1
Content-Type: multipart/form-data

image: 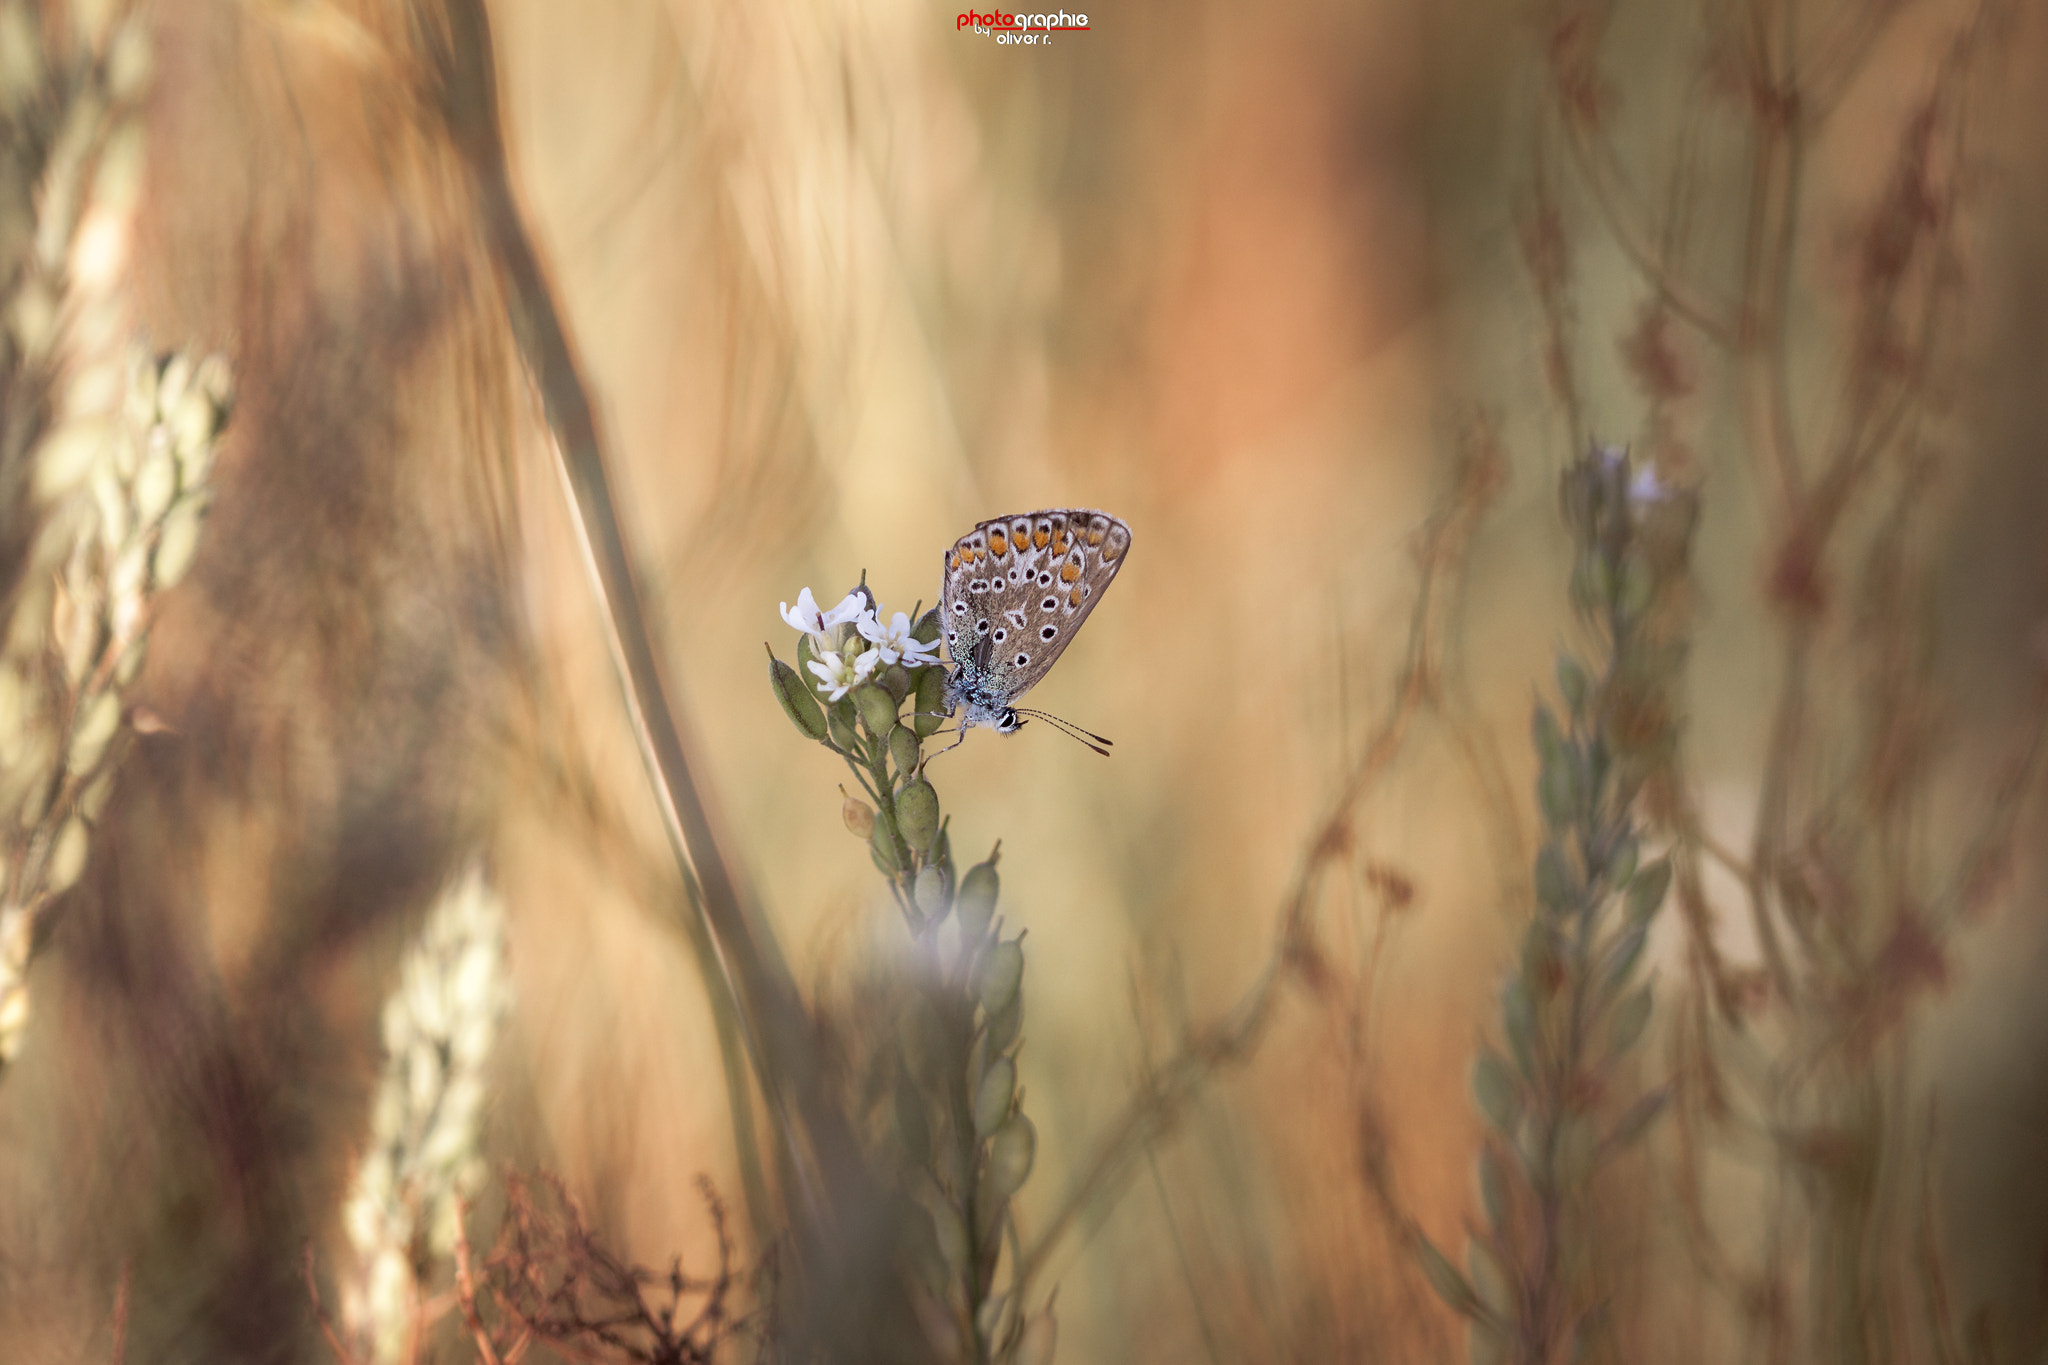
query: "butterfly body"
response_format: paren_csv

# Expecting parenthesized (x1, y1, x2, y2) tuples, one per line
(939, 508, 1131, 741)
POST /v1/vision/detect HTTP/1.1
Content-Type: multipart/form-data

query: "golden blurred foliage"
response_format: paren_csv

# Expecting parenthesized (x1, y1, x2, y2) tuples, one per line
(0, 0, 2044, 1361)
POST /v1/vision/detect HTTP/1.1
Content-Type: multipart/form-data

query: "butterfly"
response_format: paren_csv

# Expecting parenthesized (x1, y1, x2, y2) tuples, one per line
(938, 508, 1131, 754)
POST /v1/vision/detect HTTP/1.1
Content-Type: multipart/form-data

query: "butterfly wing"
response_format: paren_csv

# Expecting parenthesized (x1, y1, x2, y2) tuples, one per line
(941, 508, 1132, 705)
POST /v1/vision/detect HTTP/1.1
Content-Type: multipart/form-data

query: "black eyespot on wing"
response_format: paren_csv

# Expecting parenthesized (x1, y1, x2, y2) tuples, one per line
(976, 619, 990, 634)
(953, 601, 968, 615)
(1041, 596, 1057, 611)
(1037, 571, 1052, 586)
(969, 578, 988, 592)
(1015, 653, 1029, 666)
(946, 630, 957, 644)
(994, 628, 1007, 642)
(1040, 625, 1056, 640)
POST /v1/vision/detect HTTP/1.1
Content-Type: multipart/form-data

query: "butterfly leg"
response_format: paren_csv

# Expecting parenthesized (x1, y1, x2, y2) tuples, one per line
(923, 722, 971, 765)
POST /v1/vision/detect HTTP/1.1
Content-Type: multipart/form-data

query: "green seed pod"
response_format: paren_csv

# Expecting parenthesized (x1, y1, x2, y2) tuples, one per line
(984, 991, 1022, 1055)
(1472, 1050, 1518, 1133)
(931, 1197, 969, 1277)
(889, 723, 920, 779)
(907, 1202, 949, 1296)
(854, 684, 898, 740)
(974, 939, 1025, 1018)
(1415, 1232, 1481, 1319)
(767, 647, 828, 741)
(881, 663, 912, 704)
(1617, 554, 1655, 620)
(1502, 978, 1537, 1080)
(914, 865, 951, 920)
(1606, 833, 1640, 890)
(1468, 1239, 1513, 1320)
(1625, 857, 1672, 924)
(974, 1055, 1016, 1136)
(986, 1112, 1036, 1195)
(842, 792, 875, 839)
(1555, 654, 1590, 717)
(1610, 984, 1653, 1055)
(827, 699, 860, 753)
(1537, 748, 1577, 831)
(912, 606, 942, 645)
(1601, 925, 1648, 993)
(869, 806, 901, 873)
(956, 856, 1000, 941)
(896, 778, 939, 855)
(1534, 842, 1575, 913)
(1478, 1143, 1510, 1231)
(1592, 552, 1619, 611)
(914, 664, 949, 738)
(974, 1173, 1009, 1249)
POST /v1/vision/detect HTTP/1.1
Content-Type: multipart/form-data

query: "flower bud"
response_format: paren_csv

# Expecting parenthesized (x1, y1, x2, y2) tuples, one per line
(889, 723, 920, 778)
(974, 939, 1024, 1018)
(895, 778, 939, 854)
(956, 854, 1000, 941)
(913, 664, 949, 739)
(842, 792, 875, 839)
(986, 1112, 1036, 1195)
(768, 647, 828, 741)
(854, 684, 898, 740)
(973, 1055, 1016, 1136)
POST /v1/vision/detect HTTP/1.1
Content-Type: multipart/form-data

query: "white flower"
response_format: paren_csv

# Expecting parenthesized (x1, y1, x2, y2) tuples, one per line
(857, 610, 941, 668)
(779, 587, 869, 642)
(807, 647, 879, 701)
(1628, 463, 1669, 507)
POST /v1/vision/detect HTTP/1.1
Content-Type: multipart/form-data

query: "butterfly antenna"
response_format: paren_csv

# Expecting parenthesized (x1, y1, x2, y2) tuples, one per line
(1014, 708, 1113, 756)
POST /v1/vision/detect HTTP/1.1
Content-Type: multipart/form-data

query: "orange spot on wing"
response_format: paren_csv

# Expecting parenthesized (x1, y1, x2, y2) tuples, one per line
(1051, 533, 1069, 555)
(1088, 529, 1104, 546)
(1060, 562, 1081, 583)
(950, 551, 961, 570)
(1033, 529, 1049, 550)
(989, 529, 1008, 555)
(1068, 587, 1082, 606)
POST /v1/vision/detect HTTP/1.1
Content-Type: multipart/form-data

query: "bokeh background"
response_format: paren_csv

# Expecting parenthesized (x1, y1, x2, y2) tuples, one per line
(2, 0, 2046, 1360)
